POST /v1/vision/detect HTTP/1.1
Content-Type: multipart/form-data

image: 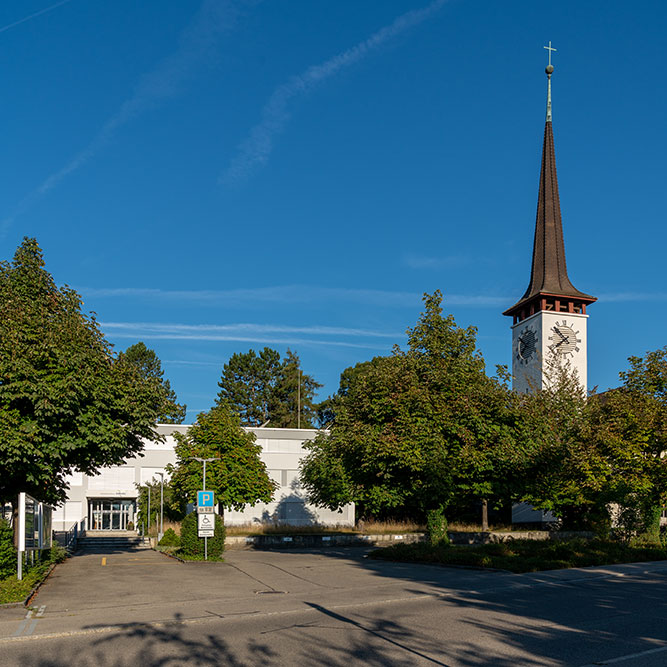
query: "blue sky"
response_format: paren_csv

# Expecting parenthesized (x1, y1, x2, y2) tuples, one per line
(2, 0, 665, 420)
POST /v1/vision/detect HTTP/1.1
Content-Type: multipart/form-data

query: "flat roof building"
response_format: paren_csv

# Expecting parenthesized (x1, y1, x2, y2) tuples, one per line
(52, 424, 354, 533)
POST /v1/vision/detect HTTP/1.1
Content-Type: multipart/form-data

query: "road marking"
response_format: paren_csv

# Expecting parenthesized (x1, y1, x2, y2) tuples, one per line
(101, 557, 107, 566)
(13, 606, 46, 637)
(581, 643, 667, 665)
(13, 610, 33, 636)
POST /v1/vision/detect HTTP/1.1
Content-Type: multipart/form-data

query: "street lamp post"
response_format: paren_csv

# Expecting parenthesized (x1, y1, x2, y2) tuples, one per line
(189, 457, 220, 560)
(156, 473, 164, 542)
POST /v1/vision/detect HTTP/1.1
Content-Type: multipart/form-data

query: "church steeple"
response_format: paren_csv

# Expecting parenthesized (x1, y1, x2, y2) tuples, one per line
(503, 47, 596, 324)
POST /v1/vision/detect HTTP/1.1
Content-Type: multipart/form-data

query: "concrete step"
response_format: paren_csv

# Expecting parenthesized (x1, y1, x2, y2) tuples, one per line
(77, 534, 151, 551)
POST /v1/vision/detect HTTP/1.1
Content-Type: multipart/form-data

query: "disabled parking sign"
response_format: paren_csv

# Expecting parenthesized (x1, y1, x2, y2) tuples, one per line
(198, 513, 215, 538)
(197, 490, 214, 507)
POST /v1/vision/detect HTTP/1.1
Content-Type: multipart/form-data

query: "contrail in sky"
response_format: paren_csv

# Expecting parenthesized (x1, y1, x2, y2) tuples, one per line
(0, 0, 74, 35)
(1, 0, 247, 236)
(221, 0, 447, 185)
(100, 321, 401, 338)
(78, 284, 509, 308)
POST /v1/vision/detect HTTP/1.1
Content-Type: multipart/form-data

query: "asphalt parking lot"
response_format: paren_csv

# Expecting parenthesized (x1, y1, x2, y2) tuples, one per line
(2, 545, 667, 665)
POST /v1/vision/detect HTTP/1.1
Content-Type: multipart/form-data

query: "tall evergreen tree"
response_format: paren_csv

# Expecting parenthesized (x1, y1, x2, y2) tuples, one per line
(216, 347, 281, 426)
(119, 342, 186, 423)
(217, 347, 321, 428)
(269, 350, 322, 428)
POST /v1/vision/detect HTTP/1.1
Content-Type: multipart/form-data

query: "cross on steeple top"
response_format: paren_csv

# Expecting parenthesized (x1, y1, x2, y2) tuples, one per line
(544, 41, 557, 69)
(543, 41, 556, 121)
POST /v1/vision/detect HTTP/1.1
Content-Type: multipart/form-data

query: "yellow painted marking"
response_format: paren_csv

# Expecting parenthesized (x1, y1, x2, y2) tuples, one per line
(101, 557, 107, 566)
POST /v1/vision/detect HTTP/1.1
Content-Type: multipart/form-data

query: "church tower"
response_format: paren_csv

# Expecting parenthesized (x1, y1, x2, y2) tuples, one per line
(503, 46, 596, 393)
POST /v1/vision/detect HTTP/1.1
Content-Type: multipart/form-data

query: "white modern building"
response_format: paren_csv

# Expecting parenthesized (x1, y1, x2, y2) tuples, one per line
(52, 424, 354, 533)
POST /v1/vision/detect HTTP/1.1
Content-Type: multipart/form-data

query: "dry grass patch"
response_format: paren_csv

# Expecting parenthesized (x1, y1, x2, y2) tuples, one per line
(225, 523, 357, 536)
(147, 519, 181, 537)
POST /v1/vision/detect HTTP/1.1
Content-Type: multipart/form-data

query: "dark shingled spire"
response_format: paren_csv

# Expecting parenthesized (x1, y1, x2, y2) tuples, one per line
(504, 61, 595, 321)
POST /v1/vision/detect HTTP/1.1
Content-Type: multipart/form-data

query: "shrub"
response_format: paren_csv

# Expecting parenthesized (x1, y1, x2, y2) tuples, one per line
(180, 512, 225, 559)
(158, 528, 181, 547)
(0, 519, 16, 579)
(426, 507, 449, 546)
(43, 544, 67, 565)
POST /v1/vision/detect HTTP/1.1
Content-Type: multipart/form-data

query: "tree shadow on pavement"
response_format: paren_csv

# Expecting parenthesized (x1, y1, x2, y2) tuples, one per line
(233, 547, 667, 665)
(12, 607, 453, 667)
(14, 612, 274, 667)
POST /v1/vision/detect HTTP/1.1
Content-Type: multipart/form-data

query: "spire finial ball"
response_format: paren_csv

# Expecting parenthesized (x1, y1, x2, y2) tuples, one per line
(545, 64, 554, 75)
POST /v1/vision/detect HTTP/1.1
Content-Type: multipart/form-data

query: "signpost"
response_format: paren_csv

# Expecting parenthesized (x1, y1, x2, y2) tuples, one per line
(196, 489, 215, 559)
(190, 456, 220, 561)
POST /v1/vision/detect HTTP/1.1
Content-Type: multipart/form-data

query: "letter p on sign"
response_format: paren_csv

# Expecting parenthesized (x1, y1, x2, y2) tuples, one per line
(198, 490, 214, 507)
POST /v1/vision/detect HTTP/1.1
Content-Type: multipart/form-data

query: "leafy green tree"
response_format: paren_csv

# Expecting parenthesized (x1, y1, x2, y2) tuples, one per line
(119, 342, 186, 423)
(300, 292, 515, 520)
(216, 347, 281, 426)
(514, 349, 667, 535)
(0, 519, 15, 579)
(593, 349, 667, 538)
(513, 359, 610, 530)
(167, 403, 278, 513)
(0, 238, 163, 506)
(268, 349, 322, 428)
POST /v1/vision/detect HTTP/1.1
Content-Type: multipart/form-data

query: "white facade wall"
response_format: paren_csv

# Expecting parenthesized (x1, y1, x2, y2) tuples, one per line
(52, 424, 354, 532)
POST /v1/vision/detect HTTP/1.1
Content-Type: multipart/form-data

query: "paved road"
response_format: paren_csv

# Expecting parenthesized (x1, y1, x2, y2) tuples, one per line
(1, 546, 667, 665)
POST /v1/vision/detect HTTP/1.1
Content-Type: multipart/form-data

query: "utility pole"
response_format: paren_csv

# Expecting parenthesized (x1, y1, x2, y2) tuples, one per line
(297, 368, 301, 429)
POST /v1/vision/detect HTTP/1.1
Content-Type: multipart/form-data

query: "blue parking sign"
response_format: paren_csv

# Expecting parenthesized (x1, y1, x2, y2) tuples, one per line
(197, 490, 214, 507)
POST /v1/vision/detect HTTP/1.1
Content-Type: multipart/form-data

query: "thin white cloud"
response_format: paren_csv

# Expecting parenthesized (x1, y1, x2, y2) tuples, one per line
(80, 285, 419, 307)
(163, 360, 223, 367)
(596, 292, 667, 303)
(0, 0, 74, 35)
(80, 284, 507, 308)
(1, 0, 246, 235)
(402, 253, 472, 270)
(101, 321, 401, 338)
(221, 0, 447, 185)
(106, 331, 386, 350)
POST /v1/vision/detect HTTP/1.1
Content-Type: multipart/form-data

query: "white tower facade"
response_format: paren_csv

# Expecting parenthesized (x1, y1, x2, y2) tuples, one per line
(511, 311, 589, 393)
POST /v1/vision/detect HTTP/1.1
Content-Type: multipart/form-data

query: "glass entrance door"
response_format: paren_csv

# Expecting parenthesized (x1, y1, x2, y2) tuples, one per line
(88, 499, 135, 530)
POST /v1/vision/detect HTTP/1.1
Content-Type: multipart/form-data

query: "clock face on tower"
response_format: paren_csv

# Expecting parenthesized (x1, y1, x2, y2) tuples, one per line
(548, 320, 582, 358)
(516, 326, 537, 364)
